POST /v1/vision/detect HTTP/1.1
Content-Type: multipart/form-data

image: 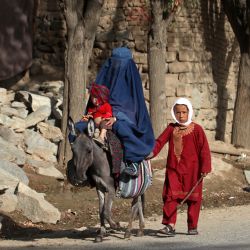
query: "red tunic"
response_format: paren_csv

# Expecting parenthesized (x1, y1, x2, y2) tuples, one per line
(87, 103, 112, 120)
(153, 122, 211, 202)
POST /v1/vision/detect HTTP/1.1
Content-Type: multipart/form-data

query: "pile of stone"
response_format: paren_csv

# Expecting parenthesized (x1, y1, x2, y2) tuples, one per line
(0, 82, 64, 224)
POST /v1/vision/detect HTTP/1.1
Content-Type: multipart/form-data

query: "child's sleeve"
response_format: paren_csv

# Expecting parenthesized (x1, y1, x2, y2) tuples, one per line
(86, 107, 93, 115)
(198, 126, 212, 174)
(106, 103, 113, 117)
(152, 125, 172, 158)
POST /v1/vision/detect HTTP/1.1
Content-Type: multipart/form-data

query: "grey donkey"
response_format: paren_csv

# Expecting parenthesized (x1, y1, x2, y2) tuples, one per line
(67, 118, 146, 242)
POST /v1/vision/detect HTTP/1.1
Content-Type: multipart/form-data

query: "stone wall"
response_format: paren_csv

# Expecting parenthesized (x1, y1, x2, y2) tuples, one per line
(33, 0, 240, 143)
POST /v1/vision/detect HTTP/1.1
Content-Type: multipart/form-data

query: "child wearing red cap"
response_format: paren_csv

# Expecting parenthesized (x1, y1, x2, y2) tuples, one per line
(82, 83, 113, 147)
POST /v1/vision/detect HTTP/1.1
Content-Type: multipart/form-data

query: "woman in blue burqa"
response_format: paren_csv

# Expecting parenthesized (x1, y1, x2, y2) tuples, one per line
(71, 47, 155, 175)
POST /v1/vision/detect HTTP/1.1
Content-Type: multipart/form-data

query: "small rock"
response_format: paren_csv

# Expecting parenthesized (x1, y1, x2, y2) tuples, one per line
(74, 226, 87, 231)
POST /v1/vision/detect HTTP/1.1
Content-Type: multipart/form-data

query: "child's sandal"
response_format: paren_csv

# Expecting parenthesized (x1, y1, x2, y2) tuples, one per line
(158, 225, 176, 236)
(187, 228, 198, 235)
(93, 138, 109, 151)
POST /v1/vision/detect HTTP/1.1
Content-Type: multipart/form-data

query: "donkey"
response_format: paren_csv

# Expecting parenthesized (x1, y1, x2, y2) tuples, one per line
(67, 118, 147, 242)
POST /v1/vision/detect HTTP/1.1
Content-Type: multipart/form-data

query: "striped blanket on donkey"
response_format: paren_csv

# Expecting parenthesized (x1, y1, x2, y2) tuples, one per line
(116, 160, 152, 199)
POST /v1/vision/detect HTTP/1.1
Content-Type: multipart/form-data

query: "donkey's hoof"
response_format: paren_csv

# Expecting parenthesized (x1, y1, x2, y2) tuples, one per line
(115, 222, 121, 229)
(136, 230, 144, 237)
(94, 236, 103, 243)
(110, 221, 120, 230)
(124, 231, 132, 239)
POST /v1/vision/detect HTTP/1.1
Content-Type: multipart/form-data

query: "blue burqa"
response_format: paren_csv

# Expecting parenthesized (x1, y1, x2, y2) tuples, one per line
(95, 47, 155, 163)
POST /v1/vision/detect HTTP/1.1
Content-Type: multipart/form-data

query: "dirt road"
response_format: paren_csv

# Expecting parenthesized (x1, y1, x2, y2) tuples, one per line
(1, 204, 249, 250)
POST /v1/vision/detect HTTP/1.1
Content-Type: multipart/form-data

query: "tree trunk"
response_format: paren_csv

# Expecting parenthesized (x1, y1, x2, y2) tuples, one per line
(222, 0, 250, 149)
(232, 52, 250, 148)
(148, 0, 168, 140)
(148, 1, 182, 158)
(58, 0, 104, 167)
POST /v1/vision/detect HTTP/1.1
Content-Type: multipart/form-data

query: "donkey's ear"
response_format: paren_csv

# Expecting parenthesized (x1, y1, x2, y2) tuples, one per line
(68, 117, 76, 136)
(87, 118, 95, 137)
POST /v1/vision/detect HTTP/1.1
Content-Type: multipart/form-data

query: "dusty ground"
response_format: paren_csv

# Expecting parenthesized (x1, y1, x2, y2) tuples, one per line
(1, 154, 250, 239)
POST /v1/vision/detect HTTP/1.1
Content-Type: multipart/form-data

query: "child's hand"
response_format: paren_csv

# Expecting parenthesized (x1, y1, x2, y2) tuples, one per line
(201, 172, 208, 177)
(81, 114, 93, 121)
(81, 116, 88, 121)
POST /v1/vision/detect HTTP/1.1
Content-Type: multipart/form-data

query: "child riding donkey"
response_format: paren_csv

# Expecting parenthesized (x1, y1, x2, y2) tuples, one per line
(82, 83, 112, 150)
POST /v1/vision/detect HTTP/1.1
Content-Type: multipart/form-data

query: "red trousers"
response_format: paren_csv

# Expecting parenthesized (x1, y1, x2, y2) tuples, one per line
(162, 199, 202, 230)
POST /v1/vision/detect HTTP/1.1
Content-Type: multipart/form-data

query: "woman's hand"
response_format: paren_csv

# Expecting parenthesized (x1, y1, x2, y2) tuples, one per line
(145, 152, 154, 160)
(105, 117, 117, 126)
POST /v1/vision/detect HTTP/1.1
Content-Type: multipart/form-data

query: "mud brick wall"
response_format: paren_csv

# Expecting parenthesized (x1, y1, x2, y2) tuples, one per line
(163, 1, 240, 143)
(33, 0, 240, 143)
(33, 0, 66, 66)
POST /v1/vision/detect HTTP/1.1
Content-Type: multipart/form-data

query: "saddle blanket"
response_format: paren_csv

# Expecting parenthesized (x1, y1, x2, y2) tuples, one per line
(116, 160, 152, 199)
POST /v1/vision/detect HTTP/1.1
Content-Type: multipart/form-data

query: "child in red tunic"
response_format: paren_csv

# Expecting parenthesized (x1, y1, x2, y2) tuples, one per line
(147, 97, 212, 236)
(82, 83, 112, 146)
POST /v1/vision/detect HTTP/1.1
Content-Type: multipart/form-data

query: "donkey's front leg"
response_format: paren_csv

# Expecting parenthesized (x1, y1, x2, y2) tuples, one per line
(95, 189, 106, 242)
(104, 180, 119, 230)
(94, 176, 118, 230)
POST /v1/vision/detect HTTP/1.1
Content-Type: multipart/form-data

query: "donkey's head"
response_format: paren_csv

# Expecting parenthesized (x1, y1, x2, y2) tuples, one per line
(68, 117, 95, 185)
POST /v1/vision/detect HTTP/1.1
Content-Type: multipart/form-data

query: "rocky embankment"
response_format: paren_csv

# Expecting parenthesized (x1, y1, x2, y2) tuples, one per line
(0, 81, 64, 225)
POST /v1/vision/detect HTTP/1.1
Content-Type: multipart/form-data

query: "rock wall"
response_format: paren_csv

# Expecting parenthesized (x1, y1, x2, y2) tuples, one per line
(33, 0, 240, 143)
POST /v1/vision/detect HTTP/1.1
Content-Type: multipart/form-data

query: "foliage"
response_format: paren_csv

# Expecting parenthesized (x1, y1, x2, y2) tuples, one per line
(161, 0, 198, 20)
(162, 0, 182, 19)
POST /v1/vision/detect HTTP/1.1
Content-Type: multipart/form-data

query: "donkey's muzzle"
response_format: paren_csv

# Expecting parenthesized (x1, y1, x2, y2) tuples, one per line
(75, 177, 88, 186)
(66, 159, 89, 187)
